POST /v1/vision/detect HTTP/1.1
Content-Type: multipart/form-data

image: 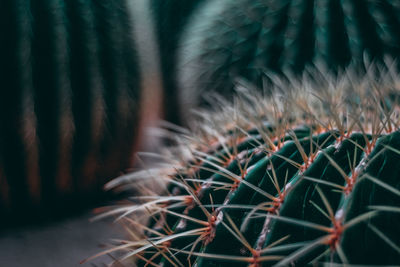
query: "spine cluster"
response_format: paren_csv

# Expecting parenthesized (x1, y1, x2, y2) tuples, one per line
(101, 67, 400, 266)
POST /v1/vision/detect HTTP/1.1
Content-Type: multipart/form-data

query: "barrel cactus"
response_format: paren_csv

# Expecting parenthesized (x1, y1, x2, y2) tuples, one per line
(177, 0, 400, 113)
(0, 0, 145, 225)
(99, 65, 400, 266)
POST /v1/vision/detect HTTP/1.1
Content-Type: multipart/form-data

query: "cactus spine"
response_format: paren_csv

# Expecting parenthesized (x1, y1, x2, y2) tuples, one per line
(102, 66, 400, 266)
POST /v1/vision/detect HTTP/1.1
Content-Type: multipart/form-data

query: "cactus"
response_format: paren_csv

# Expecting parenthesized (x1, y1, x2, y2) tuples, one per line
(150, 0, 207, 125)
(177, 0, 400, 111)
(99, 65, 400, 266)
(0, 0, 143, 225)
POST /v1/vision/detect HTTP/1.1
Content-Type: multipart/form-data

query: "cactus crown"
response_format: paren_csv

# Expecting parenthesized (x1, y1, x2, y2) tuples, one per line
(97, 63, 400, 266)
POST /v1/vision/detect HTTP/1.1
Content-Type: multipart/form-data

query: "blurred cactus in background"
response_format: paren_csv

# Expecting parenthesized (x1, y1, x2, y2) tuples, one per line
(0, 0, 144, 226)
(150, 0, 207, 125)
(175, 0, 400, 115)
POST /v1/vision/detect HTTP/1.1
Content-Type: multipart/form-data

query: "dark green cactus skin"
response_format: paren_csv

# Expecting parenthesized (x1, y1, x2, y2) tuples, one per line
(177, 0, 400, 107)
(134, 125, 400, 266)
(0, 0, 141, 225)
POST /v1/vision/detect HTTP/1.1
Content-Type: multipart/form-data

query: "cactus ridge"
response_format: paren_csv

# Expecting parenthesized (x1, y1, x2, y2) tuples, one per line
(177, 0, 400, 110)
(102, 66, 400, 266)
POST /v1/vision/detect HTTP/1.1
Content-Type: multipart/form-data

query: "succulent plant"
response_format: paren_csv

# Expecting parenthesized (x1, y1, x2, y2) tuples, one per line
(100, 65, 400, 266)
(177, 0, 400, 111)
(0, 0, 143, 225)
(150, 0, 207, 125)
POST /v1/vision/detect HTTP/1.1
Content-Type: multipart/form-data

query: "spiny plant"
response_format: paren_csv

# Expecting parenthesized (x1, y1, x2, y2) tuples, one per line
(95, 64, 400, 266)
(177, 0, 400, 112)
(0, 0, 142, 225)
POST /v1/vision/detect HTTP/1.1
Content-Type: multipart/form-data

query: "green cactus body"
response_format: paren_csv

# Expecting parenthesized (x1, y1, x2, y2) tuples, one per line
(102, 68, 400, 266)
(177, 0, 400, 112)
(0, 0, 141, 225)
